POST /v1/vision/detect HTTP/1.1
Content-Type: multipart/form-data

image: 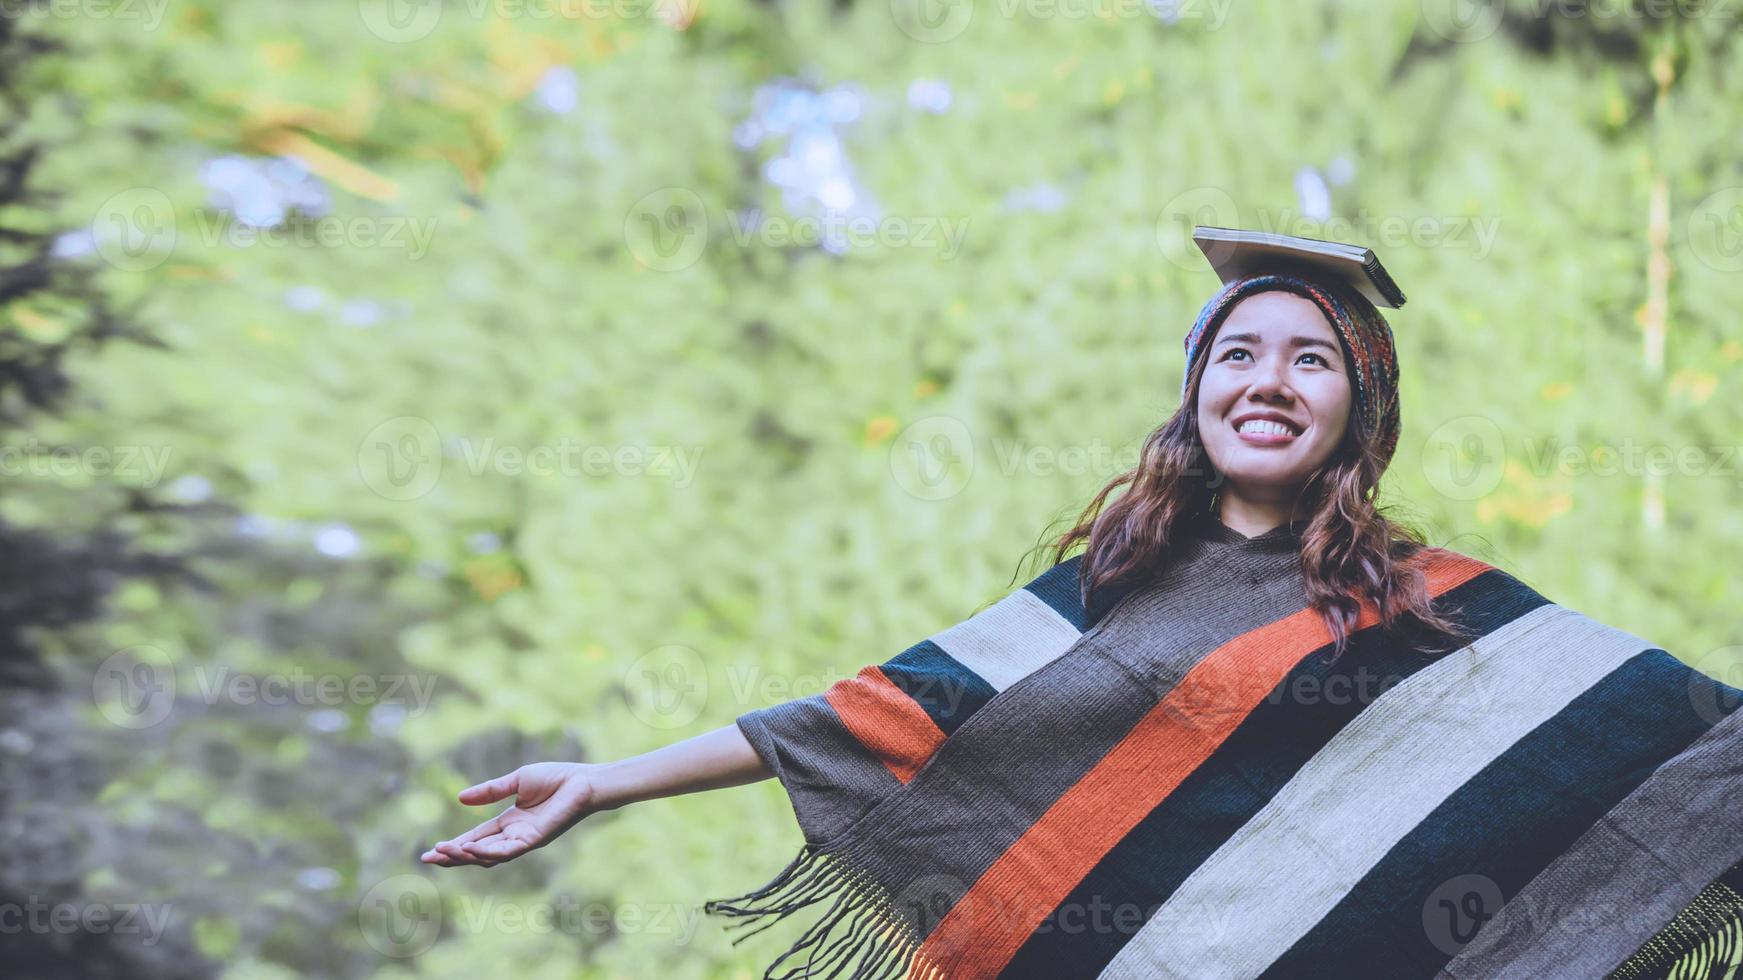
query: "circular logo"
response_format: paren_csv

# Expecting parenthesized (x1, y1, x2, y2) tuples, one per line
(1687, 186, 1743, 274)
(623, 644, 709, 729)
(624, 188, 709, 272)
(92, 645, 176, 730)
(893, 872, 968, 937)
(1420, 415, 1506, 503)
(357, 416, 444, 502)
(1686, 645, 1743, 726)
(889, 415, 974, 501)
(358, 874, 443, 958)
(92, 187, 177, 272)
(1421, 872, 1504, 956)
(890, 0, 973, 43)
(358, 0, 443, 43)
(1155, 186, 1242, 271)
(1418, 0, 1504, 44)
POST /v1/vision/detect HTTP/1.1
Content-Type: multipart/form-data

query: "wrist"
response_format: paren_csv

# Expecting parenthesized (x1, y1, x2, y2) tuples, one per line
(584, 759, 638, 812)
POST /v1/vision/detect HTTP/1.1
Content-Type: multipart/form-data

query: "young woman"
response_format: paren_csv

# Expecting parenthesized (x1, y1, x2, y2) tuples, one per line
(418, 270, 1740, 980)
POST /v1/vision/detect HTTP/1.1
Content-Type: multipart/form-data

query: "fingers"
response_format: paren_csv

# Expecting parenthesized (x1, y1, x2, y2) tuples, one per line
(461, 833, 534, 862)
(420, 812, 507, 867)
(422, 840, 505, 868)
(458, 768, 522, 806)
(421, 844, 503, 868)
(446, 814, 505, 848)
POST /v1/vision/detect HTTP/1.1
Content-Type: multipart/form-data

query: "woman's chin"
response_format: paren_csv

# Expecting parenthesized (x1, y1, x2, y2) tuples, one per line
(1215, 463, 1317, 492)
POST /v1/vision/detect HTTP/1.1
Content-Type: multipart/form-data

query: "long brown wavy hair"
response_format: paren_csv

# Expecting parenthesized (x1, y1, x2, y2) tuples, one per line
(1016, 335, 1475, 663)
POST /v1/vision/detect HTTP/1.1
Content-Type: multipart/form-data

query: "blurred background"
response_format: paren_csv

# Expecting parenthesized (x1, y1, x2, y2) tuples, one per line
(1, 0, 1741, 976)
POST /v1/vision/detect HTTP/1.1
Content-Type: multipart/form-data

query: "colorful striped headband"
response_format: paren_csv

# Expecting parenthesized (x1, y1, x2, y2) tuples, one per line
(1181, 272, 1402, 471)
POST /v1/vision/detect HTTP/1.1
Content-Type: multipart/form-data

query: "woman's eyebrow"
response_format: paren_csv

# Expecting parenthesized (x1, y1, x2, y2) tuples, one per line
(1214, 331, 1340, 352)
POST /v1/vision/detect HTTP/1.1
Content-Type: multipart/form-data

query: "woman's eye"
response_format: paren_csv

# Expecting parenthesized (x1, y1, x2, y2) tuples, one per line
(1222, 348, 1328, 367)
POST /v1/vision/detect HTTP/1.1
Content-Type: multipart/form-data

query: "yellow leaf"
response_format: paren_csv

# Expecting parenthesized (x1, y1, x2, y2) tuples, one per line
(253, 131, 401, 203)
(1540, 381, 1573, 401)
(166, 264, 233, 281)
(255, 40, 304, 72)
(1669, 368, 1718, 405)
(12, 307, 67, 342)
(864, 416, 899, 445)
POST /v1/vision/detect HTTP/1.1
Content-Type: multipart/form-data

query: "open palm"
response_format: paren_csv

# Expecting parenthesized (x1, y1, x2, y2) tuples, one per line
(420, 762, 597, 868)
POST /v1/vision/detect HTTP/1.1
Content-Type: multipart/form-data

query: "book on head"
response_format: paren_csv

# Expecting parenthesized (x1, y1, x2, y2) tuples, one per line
(1191, 226, 1407, 310)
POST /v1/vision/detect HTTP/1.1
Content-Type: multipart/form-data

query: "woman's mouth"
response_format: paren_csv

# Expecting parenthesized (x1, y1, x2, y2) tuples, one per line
(1233, 418, 1302, 445)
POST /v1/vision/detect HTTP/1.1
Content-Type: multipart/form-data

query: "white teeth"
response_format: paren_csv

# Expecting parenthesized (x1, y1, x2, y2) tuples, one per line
(1237, 419, 1299, 437)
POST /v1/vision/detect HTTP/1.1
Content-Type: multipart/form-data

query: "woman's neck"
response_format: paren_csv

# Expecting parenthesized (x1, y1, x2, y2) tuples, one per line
(1215, 493, 1308, 540)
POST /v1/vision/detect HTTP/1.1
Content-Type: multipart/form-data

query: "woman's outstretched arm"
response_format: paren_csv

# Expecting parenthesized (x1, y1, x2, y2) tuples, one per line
(420, 722, 772, 868)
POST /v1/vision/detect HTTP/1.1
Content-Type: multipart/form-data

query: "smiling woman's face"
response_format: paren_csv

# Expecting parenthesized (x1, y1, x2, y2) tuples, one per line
(1194, 290, 1353, 503)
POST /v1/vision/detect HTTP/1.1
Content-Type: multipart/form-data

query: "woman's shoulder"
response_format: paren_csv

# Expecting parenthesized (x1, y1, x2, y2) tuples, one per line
(1399, 541, 1552, 604)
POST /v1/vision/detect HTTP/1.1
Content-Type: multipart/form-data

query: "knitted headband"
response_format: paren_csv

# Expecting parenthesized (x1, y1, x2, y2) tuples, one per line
(1180, 272, 1402, 472)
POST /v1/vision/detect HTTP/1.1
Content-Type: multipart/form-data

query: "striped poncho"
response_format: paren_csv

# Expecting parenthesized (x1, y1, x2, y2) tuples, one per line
(706, 516, 1743, 979)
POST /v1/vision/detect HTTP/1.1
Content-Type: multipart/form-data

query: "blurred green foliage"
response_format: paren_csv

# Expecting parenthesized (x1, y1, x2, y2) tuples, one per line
(2, 0, 1741, 976)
